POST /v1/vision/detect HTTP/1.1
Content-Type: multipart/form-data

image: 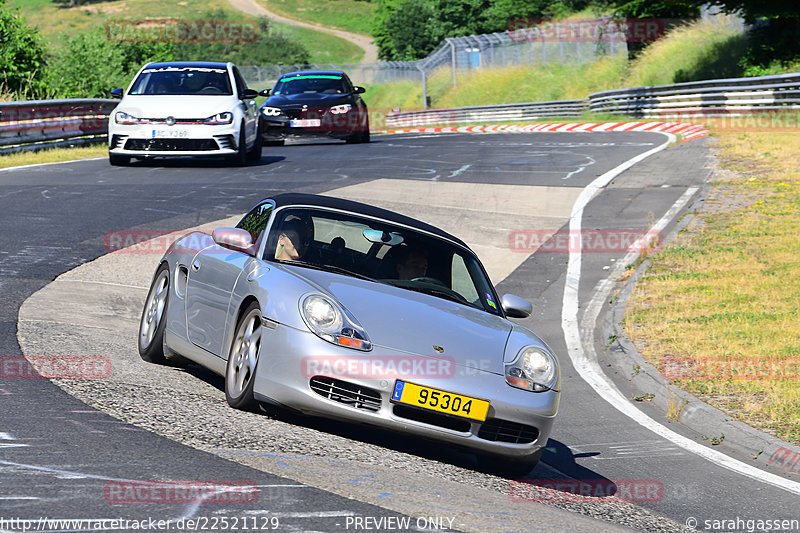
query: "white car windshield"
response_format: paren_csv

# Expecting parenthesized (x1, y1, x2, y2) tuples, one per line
(130, 67, 233, 96)
(256, 207, 503, 316)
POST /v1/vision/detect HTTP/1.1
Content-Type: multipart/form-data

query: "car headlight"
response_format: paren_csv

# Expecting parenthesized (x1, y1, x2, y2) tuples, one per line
(115, 111, 140, 125)
(329, 104, 352, 114)
(300, 294, 372, 351)
(204, 112, 233, 125)
(261, 107, 282, 117)
(505, 346, 558, 392)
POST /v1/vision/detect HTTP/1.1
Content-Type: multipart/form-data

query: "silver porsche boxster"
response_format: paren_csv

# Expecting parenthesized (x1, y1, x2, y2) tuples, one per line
(138, 193, 560, 473)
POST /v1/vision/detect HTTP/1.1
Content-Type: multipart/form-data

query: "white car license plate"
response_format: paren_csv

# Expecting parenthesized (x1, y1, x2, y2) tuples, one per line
(152, 129, 189, 138)
(290, 119, 321, 128)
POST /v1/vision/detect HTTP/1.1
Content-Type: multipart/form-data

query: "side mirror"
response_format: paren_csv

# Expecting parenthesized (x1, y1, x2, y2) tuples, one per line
(352, 86, 366, 94)
(259, 88, 271, 97)
(242, 88, 259, 100)
(501, 294, 532, 318)
(110, 88, 124, 99)
(212, 228, 255, 254)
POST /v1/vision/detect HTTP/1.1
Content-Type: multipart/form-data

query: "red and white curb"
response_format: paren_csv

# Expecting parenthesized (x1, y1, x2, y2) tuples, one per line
(378, 122, 709, 144)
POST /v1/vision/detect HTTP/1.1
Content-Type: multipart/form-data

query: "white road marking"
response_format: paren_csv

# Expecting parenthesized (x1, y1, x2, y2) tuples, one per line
(561, 133, 800, 496)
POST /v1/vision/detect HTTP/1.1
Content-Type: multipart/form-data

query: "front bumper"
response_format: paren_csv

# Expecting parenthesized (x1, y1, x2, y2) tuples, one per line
(108, 123, 240, 157)
(253, 323, 559, 460)
(260, 110, 364, 141)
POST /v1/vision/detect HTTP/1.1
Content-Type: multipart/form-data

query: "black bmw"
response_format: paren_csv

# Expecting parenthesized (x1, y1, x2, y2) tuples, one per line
(258, 70, 370, 145)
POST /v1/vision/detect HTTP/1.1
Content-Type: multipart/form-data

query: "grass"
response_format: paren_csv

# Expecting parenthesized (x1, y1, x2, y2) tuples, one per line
(254, 0, 376, 36)
(0, 144, 107, 169)
(624, 130, 800, 444)
(8, 0, 363, 64)
(364, 16, 750, 111)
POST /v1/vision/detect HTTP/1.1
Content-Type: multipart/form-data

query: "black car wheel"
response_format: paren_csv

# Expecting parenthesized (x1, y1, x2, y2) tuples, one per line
(246, 128, 262, 162)
(109, 153, 130, 166)
(228, 123, 248, 166)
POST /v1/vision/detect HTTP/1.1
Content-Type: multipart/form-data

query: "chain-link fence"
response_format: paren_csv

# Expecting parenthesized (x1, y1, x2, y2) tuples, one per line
(242, 19, 633, 106)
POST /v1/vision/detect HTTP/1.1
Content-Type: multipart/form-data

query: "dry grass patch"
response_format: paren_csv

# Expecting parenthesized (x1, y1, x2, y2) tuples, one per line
(624, 131, 800, 444)
(0, 145, 108, 169)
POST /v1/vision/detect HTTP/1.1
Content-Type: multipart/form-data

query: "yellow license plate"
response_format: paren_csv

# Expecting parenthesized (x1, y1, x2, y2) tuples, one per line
(391, 380, 489, 422)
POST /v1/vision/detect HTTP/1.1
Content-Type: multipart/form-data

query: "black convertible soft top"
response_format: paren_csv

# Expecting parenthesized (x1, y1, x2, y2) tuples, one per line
(269, 193, 468, 248)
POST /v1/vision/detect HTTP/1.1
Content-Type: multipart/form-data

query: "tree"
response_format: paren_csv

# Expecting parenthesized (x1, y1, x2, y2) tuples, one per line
(0, 0, 48, 97)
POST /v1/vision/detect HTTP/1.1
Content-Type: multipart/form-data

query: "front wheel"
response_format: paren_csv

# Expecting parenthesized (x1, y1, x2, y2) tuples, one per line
(246, 127, 262, 162)
(109, 153, 130, 166)
(225, 302, 263, 410)
(138, 263, 170, 363)
(227, 123, 248, 166)
(478, 449, 542, 478)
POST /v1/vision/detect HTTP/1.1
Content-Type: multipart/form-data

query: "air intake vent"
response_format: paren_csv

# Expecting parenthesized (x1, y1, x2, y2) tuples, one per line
(478, 418, 539, 444)
(124, 139, 218, 151)
(214, 135, 235, 150)
(392, 404, 471, 432)
(110, 134, 127, 149)
(309, 376, 381, 411)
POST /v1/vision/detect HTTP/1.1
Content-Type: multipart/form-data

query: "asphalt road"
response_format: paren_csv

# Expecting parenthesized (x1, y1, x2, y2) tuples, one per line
(2, 132, 798, 532)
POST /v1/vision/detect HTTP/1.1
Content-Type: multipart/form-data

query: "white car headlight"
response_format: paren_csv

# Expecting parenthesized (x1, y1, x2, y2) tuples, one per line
(261, 107, 282, 117)
(329, 104, 352, 114)
(115, 111, 140, 125)
(300, 294, 371, 351)
(204, 112, 233, 125)
(505, 346, 558, 392)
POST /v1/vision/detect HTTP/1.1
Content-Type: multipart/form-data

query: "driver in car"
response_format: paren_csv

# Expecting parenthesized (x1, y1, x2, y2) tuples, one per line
(275, 220, 310, 261)
(394, 245, 428, 280)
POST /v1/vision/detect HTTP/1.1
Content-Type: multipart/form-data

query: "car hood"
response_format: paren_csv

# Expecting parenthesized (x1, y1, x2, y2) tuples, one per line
(115, 95, 240, 118)
(284, 266, 512, 374)
(264, 94, 353, 108)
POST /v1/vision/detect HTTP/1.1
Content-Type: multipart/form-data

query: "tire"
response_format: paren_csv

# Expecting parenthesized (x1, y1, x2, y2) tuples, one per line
(228, 123, 248, 166)
(138, 263, 170, 364)
(109, 153, 130, 166)
(477, 449, 542, 478)
(360, 128, 371, 143)
(246, 126, 262, 162)
(225, 302, 262, 410)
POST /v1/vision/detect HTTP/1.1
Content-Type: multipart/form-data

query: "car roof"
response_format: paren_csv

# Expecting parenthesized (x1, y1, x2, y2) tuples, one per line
(268, 193, 468, 248)
(278, 71, 347, 79)
(144, 61, 231, 70)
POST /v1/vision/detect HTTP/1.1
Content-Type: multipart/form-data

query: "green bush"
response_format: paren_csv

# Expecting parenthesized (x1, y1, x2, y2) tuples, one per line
(0, 0, 48, 98)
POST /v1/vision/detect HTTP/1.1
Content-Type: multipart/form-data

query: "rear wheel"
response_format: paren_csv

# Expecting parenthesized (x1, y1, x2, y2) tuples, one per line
(109, 153, 130, 166)
(225, 302, 262, 410)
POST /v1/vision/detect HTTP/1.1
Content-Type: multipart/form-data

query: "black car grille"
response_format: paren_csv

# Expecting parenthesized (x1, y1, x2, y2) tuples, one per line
(309, 376, 381, 412)
(124, 138, 218, 151)
(283, 108, 303, 119)
(391, 404, 471, 432)
(478, 418, 539, 444)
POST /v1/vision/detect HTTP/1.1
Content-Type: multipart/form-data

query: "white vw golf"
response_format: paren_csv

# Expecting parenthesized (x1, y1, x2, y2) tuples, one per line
(108, 61, 261, 166)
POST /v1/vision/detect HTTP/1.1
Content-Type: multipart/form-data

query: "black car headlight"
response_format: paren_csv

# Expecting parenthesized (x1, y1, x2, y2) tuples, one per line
(115, 111, 140, 125)
(329, 104, 352, 115)
(505, 346, 559, 392)
(204, 112, 233, 125)
(300, 294, 372, 351)
(261, 107, 282, 117)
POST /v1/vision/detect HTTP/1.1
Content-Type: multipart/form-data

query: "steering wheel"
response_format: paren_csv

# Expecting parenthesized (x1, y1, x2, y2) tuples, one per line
(199, 86, 224, 94)
(411, 276, 445, 287)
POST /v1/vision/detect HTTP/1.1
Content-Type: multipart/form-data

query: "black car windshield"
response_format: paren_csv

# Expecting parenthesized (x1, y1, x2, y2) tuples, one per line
(129, 66, 233, 96)
(262, 207, 503, 316)
(272, 74, 347, 95)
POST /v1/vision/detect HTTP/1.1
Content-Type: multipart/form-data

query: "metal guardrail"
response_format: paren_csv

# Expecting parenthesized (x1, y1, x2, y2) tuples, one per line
(2, 73, 798, 154)
(0, 99, 117, 155)
(588, 73, 800, 118)
(386, 72, 800, 127)
(386, 100, 587, 127)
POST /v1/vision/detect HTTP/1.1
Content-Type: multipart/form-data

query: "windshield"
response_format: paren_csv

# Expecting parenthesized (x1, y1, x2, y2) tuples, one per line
(272, 74, 348, 96)
(129, 66, 233, 96)
(261, 207, 502, 316)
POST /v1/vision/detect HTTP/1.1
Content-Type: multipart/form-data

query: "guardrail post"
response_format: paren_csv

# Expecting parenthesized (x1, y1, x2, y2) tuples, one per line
(416, 64, 428, 110)
(448, 38, 457, 88)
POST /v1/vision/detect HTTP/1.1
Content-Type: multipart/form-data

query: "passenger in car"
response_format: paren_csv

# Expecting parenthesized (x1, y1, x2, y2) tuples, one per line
(393, 245, 429, 280)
